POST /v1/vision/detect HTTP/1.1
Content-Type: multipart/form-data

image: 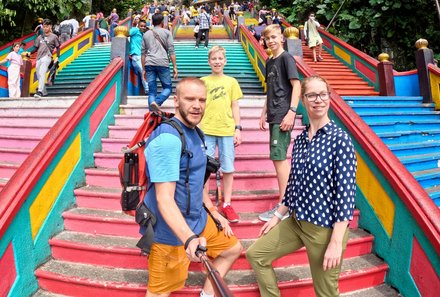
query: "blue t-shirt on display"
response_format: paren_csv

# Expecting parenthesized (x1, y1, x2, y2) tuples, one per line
(143, 118, 208, 246)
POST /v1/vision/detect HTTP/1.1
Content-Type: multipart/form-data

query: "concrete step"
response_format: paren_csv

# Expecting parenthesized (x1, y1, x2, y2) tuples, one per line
(84, 168, 279, 192)
(0, 147, 31, 163)
(49, 228, 372, 270)
(0, 114, 59, 126)
(0, 134, 42, 149)
(0, 162, 19, 179)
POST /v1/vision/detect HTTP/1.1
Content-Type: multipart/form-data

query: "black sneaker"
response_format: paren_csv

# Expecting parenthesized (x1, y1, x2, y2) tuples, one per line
(33, 91, 43, 98)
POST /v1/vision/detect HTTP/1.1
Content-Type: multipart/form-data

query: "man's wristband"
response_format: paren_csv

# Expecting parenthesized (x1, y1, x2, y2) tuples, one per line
(289, 106, 297, 113)
(274, 211, 284, 220)
(184, 234, 199, 250)
(235, 124, 242, 131)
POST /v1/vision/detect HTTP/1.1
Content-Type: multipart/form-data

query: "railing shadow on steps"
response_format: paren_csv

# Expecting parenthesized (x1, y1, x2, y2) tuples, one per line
(239, 20, 440, 296)
(294, 57, 440, 296)
(0, 57, 124, 297)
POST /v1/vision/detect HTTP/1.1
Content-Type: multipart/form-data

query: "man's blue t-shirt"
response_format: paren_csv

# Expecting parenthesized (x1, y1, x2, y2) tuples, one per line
(129, 27, 143, 56)
(143, 118, 208, 246)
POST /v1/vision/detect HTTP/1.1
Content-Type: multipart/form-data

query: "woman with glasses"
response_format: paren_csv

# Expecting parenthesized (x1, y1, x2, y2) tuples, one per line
(246, 75, 357, 297)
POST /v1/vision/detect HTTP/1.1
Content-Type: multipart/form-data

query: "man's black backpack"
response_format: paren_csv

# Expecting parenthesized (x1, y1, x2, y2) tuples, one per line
(59, 23, 73, 37)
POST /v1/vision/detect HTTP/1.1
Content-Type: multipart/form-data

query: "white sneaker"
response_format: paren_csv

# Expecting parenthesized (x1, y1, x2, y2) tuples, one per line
(258, 203, 289, 222)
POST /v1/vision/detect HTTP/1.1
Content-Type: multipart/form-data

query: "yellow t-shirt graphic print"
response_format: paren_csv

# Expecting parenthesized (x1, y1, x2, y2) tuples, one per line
(200, 75, 243, 136)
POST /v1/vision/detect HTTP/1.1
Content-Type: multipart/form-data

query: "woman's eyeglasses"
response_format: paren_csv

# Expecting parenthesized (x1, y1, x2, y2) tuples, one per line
(304, 92, 331, 102)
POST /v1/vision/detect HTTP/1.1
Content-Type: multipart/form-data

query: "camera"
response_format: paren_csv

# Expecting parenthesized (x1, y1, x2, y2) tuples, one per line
(204, 155, 220, 184)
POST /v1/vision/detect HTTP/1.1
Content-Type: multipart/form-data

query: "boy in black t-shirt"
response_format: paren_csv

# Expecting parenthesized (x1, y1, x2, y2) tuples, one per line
(258, 24, 301, 222)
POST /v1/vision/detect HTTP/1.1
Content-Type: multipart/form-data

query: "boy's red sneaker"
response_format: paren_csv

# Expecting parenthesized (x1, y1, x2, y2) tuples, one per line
(220, 204, 239, 223)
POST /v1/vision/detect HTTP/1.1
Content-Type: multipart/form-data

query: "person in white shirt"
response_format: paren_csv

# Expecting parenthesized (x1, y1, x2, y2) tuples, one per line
(304, 12, 324, 62)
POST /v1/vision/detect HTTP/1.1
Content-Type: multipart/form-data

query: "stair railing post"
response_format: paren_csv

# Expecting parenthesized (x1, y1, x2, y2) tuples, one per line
(163, 11, 169, 29)
(415, 38, 434, 103)
(110, 26, 130, 105)
(127, 9, 133, 29)
(235, 12, 245, 40)
(283, 27, 303, 59)
(20, 52, 32, 97)
(298, 25, 305, 42)
(377, 53, 396, 96)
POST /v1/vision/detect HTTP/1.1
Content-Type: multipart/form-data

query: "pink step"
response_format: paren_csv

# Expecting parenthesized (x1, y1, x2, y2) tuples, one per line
(0, 147, 31, 163)
(85, 168, 279, 191)
(101, 137, 295, 155)
(0, 134, 41, 149)
(93, 152, 289, 171)
(108, 125, 305, 142)
(0, 124, 50, 137)
(0, 115, 59, 126)
(0, 107, 67, 117)
(121, 105, 268, 117)
(75, 186, 279, 212)
(0, 162, 19, 179)
(62, 207, 360, 240)
(49, 228, 372, 270)
(114, 114, 303, 129)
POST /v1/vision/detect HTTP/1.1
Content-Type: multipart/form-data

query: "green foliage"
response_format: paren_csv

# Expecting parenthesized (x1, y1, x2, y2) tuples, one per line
(259, 0, 440, 71)
(0, 0, 91, 45)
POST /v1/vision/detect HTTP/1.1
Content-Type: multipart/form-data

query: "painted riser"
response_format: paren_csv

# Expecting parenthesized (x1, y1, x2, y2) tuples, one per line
(0, 137, 40, 149)
(101, 138, 293, 155)
(74, 190, 279, 212)
(371, 124, 440, 133)
(113, 117, 303, 129)
(49, 235, 372, 270)
(392, 146, 440, 157)
(403, 159, 439, 172)
(0, 126, 49, 137)
(417, 177, 440, 188)
(120, 107, 267, 117)
(0, 164, 18, 179)
(0, 108, 66, 117)
(85, 171, 279, 192)
(93, 153, 287, 172)
(108, 127, 304, 142)
(352, 106, 431, 113)
(35, 264, 387, 297)
(63, 209, 360, 240)
(0, 150, 29, 163)
(380, 133, 440, 145)
(360, 114, 440, 122)
(0, 117, 58, 126)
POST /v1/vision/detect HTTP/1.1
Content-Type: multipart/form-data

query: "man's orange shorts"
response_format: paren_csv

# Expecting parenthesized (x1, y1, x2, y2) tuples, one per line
(147, 215, 239, 294)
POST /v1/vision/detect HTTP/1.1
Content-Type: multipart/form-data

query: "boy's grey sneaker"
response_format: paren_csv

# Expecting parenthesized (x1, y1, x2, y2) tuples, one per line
(258, 203, 289, 222)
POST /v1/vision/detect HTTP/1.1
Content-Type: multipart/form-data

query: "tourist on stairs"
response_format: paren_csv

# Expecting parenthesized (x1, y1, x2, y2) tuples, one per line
(258, 24, 301, 222)
(200, 46, 243, 223)
(246, 75, 357, 297)
(304, 11, 324, 62)
(141, 13, 178, 109)
(142, 78, 242, 297)
(30, 19, 60, 98)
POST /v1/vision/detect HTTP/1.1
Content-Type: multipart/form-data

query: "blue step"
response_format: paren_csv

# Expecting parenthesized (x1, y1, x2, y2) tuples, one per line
(398, 152, 440, 172)
(369, 121, 440, 133)
(349, 105, 434, 113)
(426, 186, 440, 206)
(378, 130, 440, 144)
(388, 141, 440, 157)
(413, 168, 440, 188)
(359, 112, 440, 122)
(343, 96, 423, 102)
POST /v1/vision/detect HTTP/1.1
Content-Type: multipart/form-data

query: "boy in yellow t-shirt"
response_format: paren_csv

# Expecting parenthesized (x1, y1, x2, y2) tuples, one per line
(200, 45, 243, 223)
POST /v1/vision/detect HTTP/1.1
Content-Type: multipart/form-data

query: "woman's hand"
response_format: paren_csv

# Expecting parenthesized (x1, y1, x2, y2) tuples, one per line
(323, 240, 343, 271)
(258, 216, 280, 237)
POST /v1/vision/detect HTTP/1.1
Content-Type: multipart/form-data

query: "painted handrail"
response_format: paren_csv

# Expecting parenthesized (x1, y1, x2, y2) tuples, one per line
(223, 14, 235, 39)
(0, 31, 37, 61)
(429, 63, 440, 109)
(0, 57, 124, 239)
(238, 24, 268, 91)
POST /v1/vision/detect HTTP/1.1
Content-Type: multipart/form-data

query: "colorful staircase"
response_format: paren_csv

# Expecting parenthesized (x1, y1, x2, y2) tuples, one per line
(174, 41, 264, 96)
(301, 44, 379, 96)
(46, 43, 111, 97)
(31, 92, 398, 296)
(0, 97, 73, 192)
(344, 95, 440, 206)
